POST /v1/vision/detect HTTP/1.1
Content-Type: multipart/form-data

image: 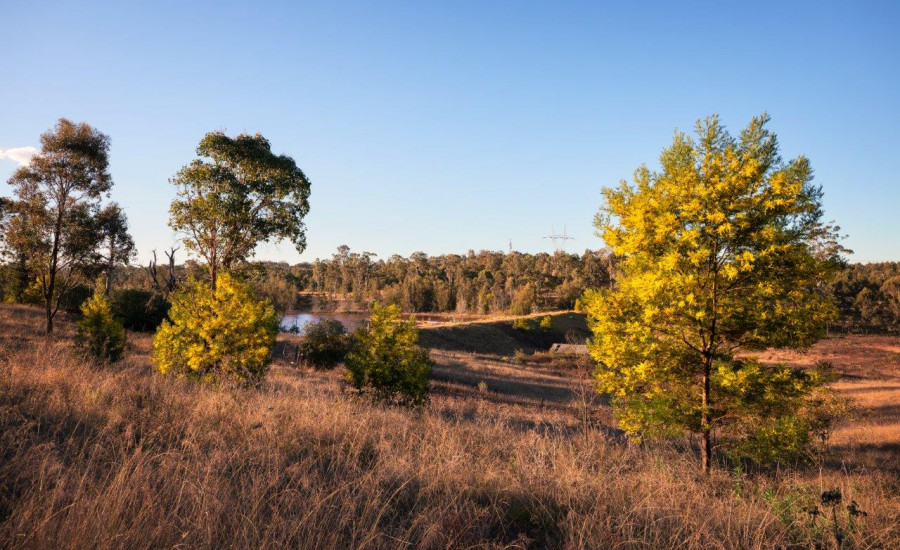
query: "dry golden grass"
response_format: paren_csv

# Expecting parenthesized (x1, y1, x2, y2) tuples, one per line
(1, 305, 898, 549)
(757, 334, 900, 474)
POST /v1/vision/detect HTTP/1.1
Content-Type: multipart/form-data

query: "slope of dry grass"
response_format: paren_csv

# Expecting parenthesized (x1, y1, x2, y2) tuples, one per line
(418, 312, 590, 355)
(757, 334, 900, 475)
(1, 305, 898, 549)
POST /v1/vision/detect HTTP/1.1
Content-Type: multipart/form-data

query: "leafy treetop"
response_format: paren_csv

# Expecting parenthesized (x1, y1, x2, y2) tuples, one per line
(4, 118, 117, 333)
(584, 113, 843, 472)
(169, 132, 311, 289)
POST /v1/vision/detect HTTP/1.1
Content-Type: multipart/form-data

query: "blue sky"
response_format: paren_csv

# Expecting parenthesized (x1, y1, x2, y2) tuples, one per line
(1, 1, 898, 263)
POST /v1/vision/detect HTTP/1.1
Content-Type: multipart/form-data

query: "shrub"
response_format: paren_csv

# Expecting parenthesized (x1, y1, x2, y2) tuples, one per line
(110, 289, 170, 331)
(539, 316, 553, 331)
(297, 319, 349, 369)
(512, 317, 531, 331)
(714, 359, 848, 465)
(152, 273, 279, 384)
(0, 260, 33, 304)
(76, 287, 126, 362)
(512, 349, 529, 364)
(345, 303, 433, 407)
(59, 283, 93, 313)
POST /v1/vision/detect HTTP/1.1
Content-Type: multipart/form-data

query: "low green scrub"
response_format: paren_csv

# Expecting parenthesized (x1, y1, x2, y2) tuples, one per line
(346, 303, 433, 407)
(297, 319, 349, 370)
(110, 288, 170, 331)
(76, 287, 126, 362)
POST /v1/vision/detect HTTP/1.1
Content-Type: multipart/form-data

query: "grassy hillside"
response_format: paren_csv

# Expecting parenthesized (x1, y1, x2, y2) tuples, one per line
(418, 312, 590, 356)
(1, 305, 898, 549)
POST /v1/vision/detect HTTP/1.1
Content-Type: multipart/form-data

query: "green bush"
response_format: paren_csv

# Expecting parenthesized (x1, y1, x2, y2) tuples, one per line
(76, 287, 126, 362)
(152, 273, 279, 384)
(60, 283, 92, 313)
(0, 261, 33, 304)
(539, 316, 553, 331)
(345, 303, 433, 407)
(297, 319, 349, 369)
(512, 317, 531, 331)
(110, 289, 170, 331)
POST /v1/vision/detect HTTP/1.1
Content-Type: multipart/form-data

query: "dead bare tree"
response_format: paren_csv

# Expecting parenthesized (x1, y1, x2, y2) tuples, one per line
(147, 246, 179, 298)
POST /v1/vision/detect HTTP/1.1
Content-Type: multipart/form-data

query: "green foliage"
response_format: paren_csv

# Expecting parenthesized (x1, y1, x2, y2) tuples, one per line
(828, 262, 900, 333)
(4, 119, 127, 333)
(509, 283, 536, 316)
(169, 132, 311, 288)
(76, 285, 126, 362)
(714, 360, 845, 464)
(805, 489, 870, 550)
(110, 289, 170, 331)
(345, 303, 433, 407)
(539, 316, 553, 331)
(59, 284, 93, 314)
(297, 319, 349, 370)
(512, 317, 532, 331)
(584, 114, 844, 471)
(96, 203, 136, 293)
(0, 255, 33, 304)
(152, 273, 279, 384)
(242, 261, 306, 313)
(309, 246, 614, 315)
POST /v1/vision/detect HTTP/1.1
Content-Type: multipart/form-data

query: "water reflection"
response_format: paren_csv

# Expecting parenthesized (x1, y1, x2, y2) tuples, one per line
(280, 312, 370, 333)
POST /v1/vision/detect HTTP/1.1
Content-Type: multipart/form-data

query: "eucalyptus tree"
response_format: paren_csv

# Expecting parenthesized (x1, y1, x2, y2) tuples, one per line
(96, 202, 136, 294)
(5, 119, 120, 333)
(0, 197, 11, 230)
(169, 132, 311, 289)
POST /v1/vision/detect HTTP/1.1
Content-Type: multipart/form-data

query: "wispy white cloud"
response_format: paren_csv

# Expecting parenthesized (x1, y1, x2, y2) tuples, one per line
(0, 146, 38, 166)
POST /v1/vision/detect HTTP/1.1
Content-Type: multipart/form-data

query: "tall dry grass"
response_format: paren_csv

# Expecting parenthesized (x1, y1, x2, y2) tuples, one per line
(0, 305, 898, 549)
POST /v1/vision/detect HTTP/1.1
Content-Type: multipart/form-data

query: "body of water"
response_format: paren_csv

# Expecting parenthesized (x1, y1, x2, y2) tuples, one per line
(280, 312, 370, 333)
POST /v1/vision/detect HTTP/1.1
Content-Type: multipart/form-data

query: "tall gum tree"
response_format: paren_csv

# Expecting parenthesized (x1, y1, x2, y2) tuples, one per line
(169, 132, 311, 290)
(583, 114, 845, 473)
(4, 119, 119, 334)
(96, 202, 136, 295)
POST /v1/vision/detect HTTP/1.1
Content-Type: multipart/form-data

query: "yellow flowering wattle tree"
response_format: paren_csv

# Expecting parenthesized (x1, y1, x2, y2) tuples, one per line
(583, 114, 846, 472)
(153, 273, 279, 384)
(76, 282, 126, 363)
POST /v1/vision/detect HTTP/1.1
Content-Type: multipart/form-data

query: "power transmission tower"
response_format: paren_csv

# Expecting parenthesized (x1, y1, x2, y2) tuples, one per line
(544, 225, 574, 252)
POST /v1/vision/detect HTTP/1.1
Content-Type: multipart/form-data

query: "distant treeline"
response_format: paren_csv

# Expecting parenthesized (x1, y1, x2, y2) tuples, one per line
(300, 246, 614, 314)
(827, 262, 900, 333)
(163, 247, 614, 315)
(1, 245, 898, 333)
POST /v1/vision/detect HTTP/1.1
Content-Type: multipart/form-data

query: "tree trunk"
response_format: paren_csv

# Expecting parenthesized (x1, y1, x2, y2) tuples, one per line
(45, 210, 63, 335)
(701, 427, 711, 474)
(701, 354, 712, 474)
(45, 303, 54, 335)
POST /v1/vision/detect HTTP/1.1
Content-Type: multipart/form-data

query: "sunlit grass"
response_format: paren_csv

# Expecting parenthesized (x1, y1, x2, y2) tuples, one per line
(0, 305, 898, 549)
